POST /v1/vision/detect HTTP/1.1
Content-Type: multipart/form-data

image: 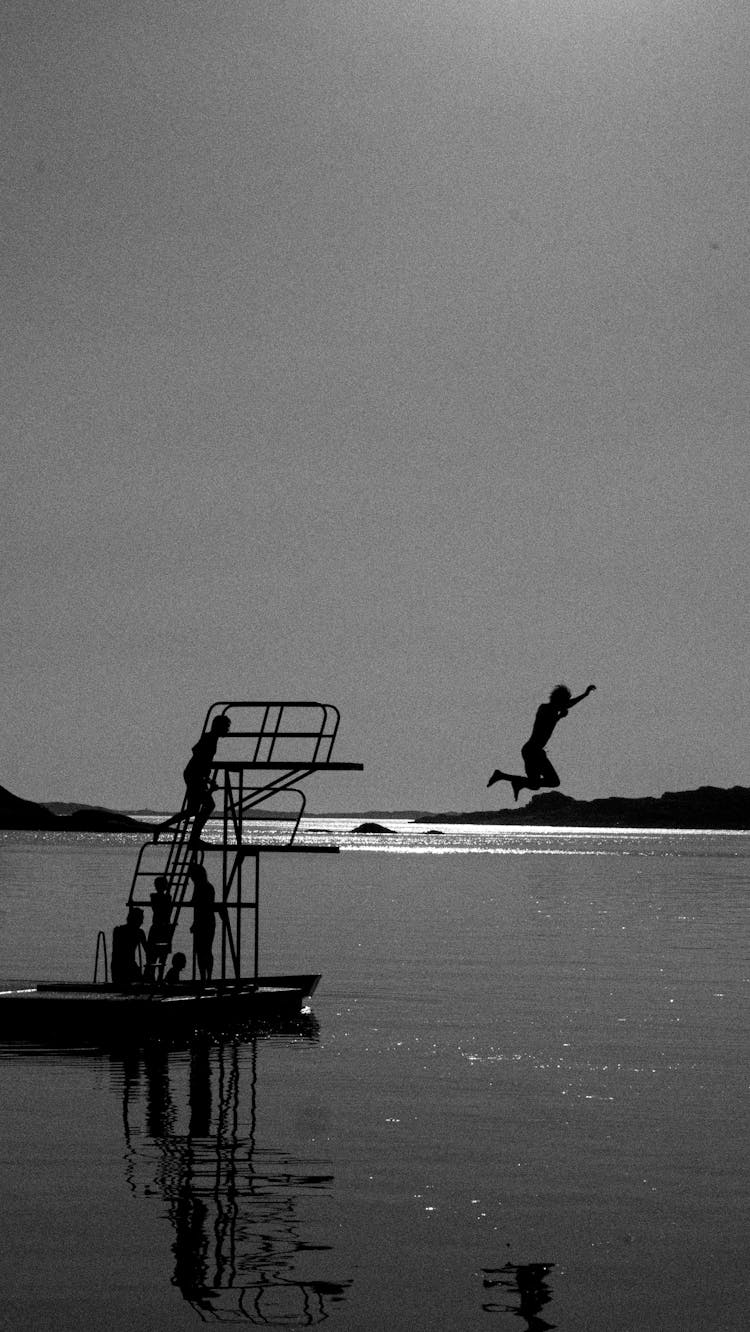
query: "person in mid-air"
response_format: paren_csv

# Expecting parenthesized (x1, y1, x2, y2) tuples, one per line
(487, 683, 596, 801)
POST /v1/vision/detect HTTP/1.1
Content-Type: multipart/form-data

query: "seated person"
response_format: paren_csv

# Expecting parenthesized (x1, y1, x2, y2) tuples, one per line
(111, 907, 147, 987)
(164, 951, 187, 986)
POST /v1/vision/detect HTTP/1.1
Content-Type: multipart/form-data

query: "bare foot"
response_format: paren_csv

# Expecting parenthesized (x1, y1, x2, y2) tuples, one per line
(511, 778, 523, 802)
(487, 770, 503, 788)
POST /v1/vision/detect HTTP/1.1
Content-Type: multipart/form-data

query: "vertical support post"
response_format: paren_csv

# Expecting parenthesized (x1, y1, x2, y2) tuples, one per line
(254, 853, 260, 986)
(233, 766, 244, 981)
(235, 839, 242, 981)
(220, 766, 228, 982)
(93, 931, 109, 984)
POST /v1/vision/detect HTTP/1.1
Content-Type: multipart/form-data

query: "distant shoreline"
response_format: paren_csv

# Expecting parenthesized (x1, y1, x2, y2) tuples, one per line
(0, 784, 155, 833)
(410, 784, 750, 830)
(2, 782, 748, 833)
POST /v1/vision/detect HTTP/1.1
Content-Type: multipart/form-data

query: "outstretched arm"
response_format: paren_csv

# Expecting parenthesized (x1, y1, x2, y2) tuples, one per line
(567, 684, 596, 709)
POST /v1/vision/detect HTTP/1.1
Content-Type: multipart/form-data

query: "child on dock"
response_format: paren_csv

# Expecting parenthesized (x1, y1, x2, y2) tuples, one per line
(163, 952, 187, 985)
(144, 876, 172, 980)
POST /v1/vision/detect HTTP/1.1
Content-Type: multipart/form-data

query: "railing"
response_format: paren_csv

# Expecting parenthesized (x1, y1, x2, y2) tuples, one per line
(199, 701, 341, 766)
(93, 930, 109, 983)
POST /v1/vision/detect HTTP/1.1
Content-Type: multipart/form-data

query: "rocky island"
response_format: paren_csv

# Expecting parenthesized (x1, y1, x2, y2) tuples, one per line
(0, 783, 155, 833)
(412, 785, 750, 830)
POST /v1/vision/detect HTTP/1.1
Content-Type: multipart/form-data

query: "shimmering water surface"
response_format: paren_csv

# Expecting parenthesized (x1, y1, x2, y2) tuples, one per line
(0, 822, 747, 1331)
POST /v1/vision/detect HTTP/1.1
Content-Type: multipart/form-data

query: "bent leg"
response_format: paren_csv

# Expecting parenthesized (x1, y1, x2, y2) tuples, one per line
(153, 786, 205, 840)
(536, 752, 560, 788)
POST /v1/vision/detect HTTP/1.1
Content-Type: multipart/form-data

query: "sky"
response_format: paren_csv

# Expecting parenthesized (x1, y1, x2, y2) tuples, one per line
(2, 0, 748, 813)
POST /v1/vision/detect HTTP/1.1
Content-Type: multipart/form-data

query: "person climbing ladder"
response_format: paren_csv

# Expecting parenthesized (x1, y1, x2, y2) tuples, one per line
(155, 713, 231, 841)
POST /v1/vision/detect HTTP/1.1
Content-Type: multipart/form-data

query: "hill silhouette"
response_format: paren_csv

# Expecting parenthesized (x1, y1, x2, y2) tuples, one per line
(0, 784, 154, 833)
(413, 784, 750, 829)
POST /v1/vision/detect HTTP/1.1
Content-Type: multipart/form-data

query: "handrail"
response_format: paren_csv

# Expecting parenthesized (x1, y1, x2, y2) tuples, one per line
(93, 930, 109, 984)
(199, 701, 341, 764)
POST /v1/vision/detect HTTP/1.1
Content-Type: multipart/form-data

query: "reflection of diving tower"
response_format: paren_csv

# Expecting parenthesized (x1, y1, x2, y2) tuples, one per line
(126, 702, 362, 986)
(118, 1034, 352, 1324)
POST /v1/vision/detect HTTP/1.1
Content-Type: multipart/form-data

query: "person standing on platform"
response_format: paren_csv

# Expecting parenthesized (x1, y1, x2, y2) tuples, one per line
(144, 875, 172, 980)
(188, 862, 217, 982)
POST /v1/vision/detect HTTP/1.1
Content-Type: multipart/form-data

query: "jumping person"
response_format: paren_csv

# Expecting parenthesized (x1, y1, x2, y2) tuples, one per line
(487, 684, 596, 801)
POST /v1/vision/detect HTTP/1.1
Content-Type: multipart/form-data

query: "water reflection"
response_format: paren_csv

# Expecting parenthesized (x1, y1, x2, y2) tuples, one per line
(482, 1262, 556, 1329)
(116, 1026, 351, 1325)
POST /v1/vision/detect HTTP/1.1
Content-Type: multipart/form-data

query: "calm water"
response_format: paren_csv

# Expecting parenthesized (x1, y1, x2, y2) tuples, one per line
(0, 822, 747, 1331)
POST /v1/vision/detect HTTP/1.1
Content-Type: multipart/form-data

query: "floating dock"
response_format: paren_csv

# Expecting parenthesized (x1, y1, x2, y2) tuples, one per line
(0, 701, 361, 1043)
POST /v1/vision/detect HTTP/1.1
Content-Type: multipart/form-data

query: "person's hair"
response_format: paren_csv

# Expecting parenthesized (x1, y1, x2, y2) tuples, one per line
(170, 952, 186, 968)
(549, 683, 571, 704)
(210, 714, 231, 734)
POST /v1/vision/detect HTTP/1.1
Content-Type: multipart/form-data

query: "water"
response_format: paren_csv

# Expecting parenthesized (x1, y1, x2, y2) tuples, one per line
(0, 822, 747, 1330)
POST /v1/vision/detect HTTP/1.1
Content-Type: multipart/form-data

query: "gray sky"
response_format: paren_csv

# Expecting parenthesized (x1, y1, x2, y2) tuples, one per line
(2, 0, 748, 811)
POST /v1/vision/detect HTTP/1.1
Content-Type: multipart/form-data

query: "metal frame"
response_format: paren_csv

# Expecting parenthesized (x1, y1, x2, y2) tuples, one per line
(126, 701, 361, 987)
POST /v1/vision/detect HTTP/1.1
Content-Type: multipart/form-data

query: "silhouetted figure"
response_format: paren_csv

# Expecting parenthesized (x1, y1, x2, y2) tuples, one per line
(487, 684, 595, 801)
(482, 1262, 556, 1329)
(188, 863, 217, 982)
(156, 714, 231, 841)
(164, 951, 187, 986)
(188, 1037, 212, 1137)
(143, 1043, 175, 1139)
(144, 875, 172, 980)
(111, 907, 148, 987)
